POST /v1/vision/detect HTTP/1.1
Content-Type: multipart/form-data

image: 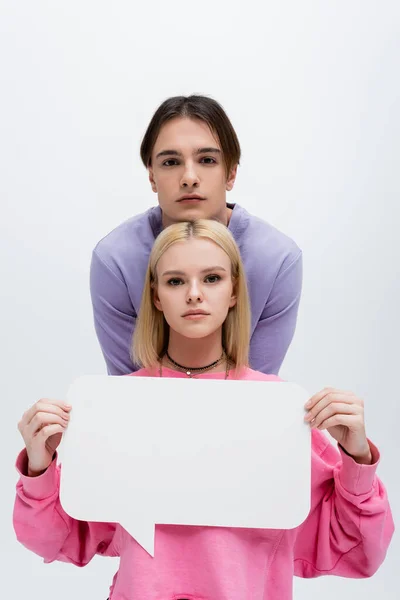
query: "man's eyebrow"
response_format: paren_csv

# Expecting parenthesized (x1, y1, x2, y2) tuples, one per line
(155, 147, 222, 159)
(161, 266, 227, 276)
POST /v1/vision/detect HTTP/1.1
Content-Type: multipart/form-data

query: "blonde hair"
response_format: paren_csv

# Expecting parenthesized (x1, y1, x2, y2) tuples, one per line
(132, 219, 251, 373)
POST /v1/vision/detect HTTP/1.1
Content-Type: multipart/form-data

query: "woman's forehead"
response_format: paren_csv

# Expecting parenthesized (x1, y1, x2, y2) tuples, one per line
(157, 239, 230, 272)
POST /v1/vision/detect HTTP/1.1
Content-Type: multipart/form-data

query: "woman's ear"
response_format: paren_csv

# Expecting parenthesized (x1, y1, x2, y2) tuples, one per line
(229, 275, 237, 308)
(229, 280, 237, 308)
(152, 286, 163, 312)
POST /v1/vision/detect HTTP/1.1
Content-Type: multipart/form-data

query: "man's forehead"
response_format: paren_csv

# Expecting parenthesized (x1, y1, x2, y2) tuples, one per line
(153, 120, 220, 153)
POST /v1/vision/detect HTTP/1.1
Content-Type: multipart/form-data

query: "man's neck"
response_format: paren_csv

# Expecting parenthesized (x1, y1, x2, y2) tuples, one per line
(161, 205, 232, 229)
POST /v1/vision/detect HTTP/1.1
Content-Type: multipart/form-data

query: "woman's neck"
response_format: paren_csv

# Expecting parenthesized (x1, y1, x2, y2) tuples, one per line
(166, 329, 225, 372)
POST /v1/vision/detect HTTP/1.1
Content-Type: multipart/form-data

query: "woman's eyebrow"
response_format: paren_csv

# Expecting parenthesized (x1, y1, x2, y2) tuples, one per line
(155, 147, 221, 159)
(161, 270, 185, 276)
(161, 266, 227, 277)
(200, 266, 226, 273)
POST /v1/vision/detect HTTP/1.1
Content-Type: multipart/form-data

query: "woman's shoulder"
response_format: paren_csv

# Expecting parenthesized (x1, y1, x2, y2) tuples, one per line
(236, 367, 284, 382)
(126, 368, 156, 377)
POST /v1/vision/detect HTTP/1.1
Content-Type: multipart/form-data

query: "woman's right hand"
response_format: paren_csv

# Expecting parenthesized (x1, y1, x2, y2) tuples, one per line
(17, 399, 72, 476)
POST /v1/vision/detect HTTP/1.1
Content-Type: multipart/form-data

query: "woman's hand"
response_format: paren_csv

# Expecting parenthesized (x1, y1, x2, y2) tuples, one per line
(304, 387, 372, 464)
(18, 399, 72, 476)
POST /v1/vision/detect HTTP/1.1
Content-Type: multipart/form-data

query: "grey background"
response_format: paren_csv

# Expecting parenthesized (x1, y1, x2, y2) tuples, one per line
(1, 1, 398, 597)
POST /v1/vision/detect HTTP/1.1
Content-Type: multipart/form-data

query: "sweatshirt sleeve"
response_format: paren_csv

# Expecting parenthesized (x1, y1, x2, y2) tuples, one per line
(293, 430, 394, 578)
(90, 249, 138, 376)
(13, 449, 118, 566)
(249, 250, 303, 375)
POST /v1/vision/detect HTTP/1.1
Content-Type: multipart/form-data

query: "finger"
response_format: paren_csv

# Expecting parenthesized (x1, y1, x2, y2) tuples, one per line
(305, 393, 360, 422)
(304, 388, 341, 410)
(26, 412, 69, 439)
(308, 402, 362, 428)
(305, 388, 357, 410)
(35, 423, 65, 441)
(316, 413, 363, 431)
(22, 399, 71, 429)
(38, 423, 65, 437)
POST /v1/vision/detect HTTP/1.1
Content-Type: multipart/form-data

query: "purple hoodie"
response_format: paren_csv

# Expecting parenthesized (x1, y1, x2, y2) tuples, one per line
(90, 203, 302, 375)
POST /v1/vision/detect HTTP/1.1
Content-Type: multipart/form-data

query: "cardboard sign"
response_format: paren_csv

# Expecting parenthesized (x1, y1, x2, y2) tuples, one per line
(59, 376, 311, 556)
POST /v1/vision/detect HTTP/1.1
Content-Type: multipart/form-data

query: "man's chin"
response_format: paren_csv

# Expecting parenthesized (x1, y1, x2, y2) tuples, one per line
(162, 203, 227, 226)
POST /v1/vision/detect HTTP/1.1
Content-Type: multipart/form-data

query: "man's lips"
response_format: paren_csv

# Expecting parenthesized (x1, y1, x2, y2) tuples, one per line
(177, 194, 206, 202)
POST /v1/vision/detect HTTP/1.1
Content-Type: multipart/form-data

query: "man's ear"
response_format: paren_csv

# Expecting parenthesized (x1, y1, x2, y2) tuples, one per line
(149, 167, 157, 193)
(226, 164, 238, 192)
(153, 286, 163, 311)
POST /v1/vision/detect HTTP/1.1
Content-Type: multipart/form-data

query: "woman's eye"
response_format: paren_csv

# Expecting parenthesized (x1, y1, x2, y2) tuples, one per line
(167, 278, 183, 286)
(204, 274, 221, 283)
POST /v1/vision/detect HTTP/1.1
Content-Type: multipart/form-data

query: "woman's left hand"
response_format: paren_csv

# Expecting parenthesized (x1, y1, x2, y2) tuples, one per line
(304, 387, 372, 464)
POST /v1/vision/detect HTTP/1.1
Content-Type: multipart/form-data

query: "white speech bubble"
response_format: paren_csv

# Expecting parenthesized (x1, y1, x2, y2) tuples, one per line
(58, 376, 311, 557)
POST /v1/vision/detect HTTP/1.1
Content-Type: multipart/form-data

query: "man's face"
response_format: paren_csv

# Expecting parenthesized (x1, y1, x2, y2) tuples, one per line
(149, 117, 237, 227)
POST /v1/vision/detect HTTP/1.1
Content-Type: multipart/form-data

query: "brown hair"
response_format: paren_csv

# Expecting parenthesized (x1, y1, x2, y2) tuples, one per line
(140, 95, 241, 178)
(132, 219, 250, 373)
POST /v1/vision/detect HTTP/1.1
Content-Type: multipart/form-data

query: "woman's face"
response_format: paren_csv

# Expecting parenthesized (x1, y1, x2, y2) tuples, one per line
(153, 238, 237, 340)
(148, 117, 237, 226)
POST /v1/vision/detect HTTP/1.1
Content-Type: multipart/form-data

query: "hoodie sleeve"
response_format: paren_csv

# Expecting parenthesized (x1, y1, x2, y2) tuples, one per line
(293, 430, 394, 578)
(90, 248, 138, 376)
(13, 449, 118, 566)
(249, 249, 303, 375)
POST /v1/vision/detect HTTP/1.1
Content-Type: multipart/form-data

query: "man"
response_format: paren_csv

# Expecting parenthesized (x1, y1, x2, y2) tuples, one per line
(90, 95, 302, 375)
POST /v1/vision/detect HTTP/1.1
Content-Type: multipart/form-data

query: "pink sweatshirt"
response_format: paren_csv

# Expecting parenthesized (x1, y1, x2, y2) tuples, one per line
(13, 367, 394, 600)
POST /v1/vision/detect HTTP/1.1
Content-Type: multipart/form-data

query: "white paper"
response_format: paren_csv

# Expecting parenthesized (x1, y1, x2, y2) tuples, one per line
(59, 376, 311, 556)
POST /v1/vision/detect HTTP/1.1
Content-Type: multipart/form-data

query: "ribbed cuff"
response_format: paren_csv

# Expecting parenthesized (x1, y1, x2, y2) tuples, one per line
(337, 439, 380, 495)
(15, 449, 59, 499)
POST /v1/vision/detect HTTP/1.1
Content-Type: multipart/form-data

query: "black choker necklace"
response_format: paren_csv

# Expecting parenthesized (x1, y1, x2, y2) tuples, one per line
(165, 350, 225, 376)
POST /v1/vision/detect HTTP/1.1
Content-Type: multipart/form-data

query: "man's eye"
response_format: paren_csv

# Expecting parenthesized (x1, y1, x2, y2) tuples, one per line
(167, 278, 183, 286)
(201, 157, 216, 164)
(205, 274, 221, 283)
(163, 160, 179, 167)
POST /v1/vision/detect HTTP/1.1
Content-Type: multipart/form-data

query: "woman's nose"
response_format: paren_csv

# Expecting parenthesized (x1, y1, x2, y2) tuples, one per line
(186, 282, 203, 303)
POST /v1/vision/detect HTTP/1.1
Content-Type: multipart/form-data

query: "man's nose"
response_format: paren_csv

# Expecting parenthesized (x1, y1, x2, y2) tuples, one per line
(181, 162, 200, 187)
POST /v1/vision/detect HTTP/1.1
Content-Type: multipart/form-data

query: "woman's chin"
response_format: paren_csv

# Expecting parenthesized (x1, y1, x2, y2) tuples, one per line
(176, 325, 218, 340)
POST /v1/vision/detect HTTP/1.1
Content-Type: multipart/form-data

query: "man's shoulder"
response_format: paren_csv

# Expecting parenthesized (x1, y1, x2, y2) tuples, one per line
(93, 206, 159, 265)
(233, 204, 302, 267)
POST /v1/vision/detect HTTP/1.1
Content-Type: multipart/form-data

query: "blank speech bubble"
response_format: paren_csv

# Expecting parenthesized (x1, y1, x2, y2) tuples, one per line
(58, 376, 311, 557)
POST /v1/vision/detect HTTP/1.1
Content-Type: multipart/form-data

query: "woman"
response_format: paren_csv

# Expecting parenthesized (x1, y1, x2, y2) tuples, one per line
(14, 220, 393, 600)
(90, 94, 302, 376)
